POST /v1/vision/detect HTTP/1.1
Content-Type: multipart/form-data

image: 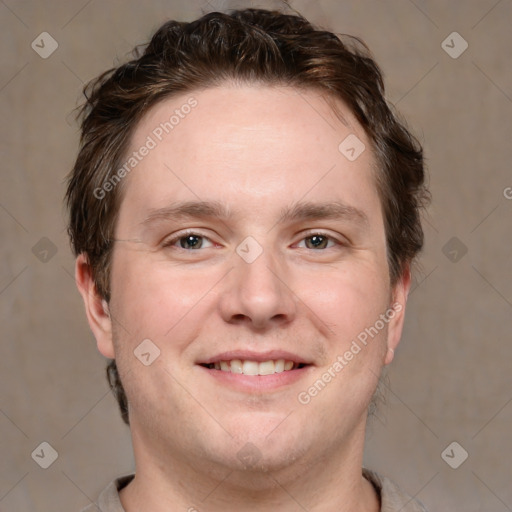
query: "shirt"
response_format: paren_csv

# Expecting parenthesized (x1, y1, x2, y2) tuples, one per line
(81, 469, 428, 511)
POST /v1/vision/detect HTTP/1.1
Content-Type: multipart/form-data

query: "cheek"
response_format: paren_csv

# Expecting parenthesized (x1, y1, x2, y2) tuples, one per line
(297, 263, 391, 344)
(109, 250, 218, 342)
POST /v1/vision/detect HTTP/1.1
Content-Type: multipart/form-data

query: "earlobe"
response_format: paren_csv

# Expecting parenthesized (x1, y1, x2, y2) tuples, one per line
(385, 347, 395, 365)
(384, 266, 412, 365)
(75, 254, 115, 359)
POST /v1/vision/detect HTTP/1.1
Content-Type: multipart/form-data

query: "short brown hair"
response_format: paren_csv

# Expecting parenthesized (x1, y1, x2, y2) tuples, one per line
(66, 8, 429, 425)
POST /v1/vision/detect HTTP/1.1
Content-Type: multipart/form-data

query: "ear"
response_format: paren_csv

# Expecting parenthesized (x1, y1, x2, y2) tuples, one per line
(75, 253, 115, 359)
(384, 265, 411, 365)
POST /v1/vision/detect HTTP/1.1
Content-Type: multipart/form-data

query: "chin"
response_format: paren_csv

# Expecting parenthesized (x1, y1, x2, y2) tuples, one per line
(213, 422, 312, 476)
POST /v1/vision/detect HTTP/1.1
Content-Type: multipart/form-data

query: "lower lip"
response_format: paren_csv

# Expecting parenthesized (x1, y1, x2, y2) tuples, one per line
(197, 365, 313, 392)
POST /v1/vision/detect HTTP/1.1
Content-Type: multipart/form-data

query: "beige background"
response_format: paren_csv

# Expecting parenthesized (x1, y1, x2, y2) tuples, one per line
(1, 0, 511, 510)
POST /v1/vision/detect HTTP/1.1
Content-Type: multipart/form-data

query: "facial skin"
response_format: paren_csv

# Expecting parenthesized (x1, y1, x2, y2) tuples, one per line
(77, 84, 410, 512)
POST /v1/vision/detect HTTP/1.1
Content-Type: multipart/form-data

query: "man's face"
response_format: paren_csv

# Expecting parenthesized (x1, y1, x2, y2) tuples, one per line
(89, 85, 408, 476)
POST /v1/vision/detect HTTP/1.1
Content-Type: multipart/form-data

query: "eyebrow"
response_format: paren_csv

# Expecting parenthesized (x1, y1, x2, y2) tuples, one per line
(141, 200, 232, 227)
(141, 200, 369, 228)
(278, 201, 369, 227)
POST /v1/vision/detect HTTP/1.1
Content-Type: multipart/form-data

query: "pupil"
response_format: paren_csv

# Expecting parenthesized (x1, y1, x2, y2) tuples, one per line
(181, 235, 201, 249)
(308, 235, 327, 249)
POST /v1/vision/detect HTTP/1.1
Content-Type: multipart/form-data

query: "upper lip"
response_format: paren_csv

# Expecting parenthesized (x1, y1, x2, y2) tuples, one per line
(198, 350, 312, 365)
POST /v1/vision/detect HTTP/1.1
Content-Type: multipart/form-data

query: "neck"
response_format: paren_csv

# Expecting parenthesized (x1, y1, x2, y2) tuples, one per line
(120, 421, 379, 512)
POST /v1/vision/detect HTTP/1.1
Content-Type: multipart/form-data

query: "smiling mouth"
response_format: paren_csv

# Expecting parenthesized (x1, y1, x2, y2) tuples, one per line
(200, 359, 308, 376)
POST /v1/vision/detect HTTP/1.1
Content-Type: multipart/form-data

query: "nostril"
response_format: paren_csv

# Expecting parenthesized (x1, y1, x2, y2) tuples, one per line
(231, 314, 247, 323)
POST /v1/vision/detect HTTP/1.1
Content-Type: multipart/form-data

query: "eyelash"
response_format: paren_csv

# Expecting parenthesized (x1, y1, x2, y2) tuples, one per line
(162, 230, 344, 251)
(295, 231, 340, 250)
(162, 230, 214, 250)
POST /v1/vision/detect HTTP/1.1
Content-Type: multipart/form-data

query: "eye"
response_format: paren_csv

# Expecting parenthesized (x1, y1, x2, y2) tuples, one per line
(296, 233, 338, 250)
(163, 232, 214, 250)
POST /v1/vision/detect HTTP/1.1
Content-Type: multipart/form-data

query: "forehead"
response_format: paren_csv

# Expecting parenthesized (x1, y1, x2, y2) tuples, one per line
(130, 84, 366, 158)
(120, 84, 379, 223)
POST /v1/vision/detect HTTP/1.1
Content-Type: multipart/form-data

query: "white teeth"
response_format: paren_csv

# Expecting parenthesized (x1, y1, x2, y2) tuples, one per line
(212, 359, 298, 375)
(274, 359, 285, 373)
(230, 359, 243, 374)
(258, 360, 275, 375)
(242, 360, 259, 375)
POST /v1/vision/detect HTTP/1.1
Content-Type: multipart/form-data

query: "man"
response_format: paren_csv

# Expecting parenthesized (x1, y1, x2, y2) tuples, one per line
(67, 7, 429, 512)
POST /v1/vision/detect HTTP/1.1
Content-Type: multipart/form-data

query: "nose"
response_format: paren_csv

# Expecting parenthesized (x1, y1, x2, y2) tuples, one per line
(218, 248, 297, 330)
